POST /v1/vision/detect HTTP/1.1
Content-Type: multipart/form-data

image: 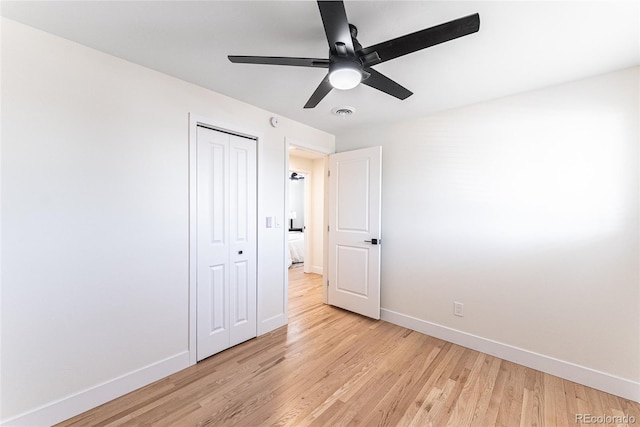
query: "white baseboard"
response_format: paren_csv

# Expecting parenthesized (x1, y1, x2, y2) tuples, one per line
(310, 266, 323, 275)
(258, 312, 287, 336)
(1, 351, 190, 427)
(381, 308, 640, 403)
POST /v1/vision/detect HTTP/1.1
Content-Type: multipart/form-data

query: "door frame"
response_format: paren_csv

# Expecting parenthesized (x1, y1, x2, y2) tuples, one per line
(285, 138, 333, 305)
(188, 113, 263, 366)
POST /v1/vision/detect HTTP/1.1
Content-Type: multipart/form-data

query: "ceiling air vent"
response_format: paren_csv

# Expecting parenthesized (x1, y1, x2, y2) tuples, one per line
(331, 106, 356, 117)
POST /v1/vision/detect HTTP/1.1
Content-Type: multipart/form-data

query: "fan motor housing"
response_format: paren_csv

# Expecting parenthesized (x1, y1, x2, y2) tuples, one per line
(329, 57, 363, 74)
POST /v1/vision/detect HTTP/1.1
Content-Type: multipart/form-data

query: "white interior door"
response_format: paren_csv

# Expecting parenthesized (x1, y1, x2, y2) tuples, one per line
(328, 146, 382, 319)
(196, 126, 256, 361)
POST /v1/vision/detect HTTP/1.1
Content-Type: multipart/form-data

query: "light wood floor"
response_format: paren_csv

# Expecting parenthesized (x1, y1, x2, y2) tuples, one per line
(59, 267, 640, 426)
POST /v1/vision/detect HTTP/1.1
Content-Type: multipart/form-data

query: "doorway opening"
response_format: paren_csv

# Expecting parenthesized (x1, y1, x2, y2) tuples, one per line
(288, 170, 307, 269)
(286, 143, 329, 307)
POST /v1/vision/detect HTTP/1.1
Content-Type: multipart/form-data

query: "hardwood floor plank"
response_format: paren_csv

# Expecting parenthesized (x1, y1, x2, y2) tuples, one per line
(482, 360, 508, 426)
(446, 353, 488, 426)
(57, 267, 640, 426)
(357, 338, 442, 426)
(498, 362, 527, 426)
(563, 382, 581, 426)
(469, 356, 502, 426)
(397, 344, 465, 426)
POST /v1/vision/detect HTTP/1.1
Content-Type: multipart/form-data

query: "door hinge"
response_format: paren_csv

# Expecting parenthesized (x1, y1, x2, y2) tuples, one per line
(328, 170, 331, 177)
(327, 280, 329, 287)
(327, 225, 330, 232)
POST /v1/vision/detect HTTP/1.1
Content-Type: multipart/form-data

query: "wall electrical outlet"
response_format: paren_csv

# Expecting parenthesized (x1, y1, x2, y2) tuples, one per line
(454, 302, 464, 317)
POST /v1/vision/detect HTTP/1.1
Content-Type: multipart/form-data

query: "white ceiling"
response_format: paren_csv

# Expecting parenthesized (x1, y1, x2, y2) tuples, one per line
(2, 1, 638, 135)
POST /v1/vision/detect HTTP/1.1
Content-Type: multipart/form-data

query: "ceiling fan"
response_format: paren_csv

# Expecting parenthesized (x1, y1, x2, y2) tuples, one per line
(228, 1, 480, 109)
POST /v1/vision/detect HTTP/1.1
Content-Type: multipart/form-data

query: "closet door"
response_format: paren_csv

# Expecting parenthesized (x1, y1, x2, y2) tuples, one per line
(196, 126, 256, 361)
(228, 135, 257, 347)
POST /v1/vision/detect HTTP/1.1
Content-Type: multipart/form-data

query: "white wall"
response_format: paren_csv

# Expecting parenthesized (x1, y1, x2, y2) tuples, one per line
(289, 156, 313, 175)
(0, 18, 334, 424)
(310, 157, 325, 274)
(336, 67, 639, 397)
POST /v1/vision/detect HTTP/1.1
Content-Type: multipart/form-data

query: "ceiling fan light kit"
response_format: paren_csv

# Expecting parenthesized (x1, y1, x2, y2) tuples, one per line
(228, 1, 480, 109)
(329, 62, 362, 90)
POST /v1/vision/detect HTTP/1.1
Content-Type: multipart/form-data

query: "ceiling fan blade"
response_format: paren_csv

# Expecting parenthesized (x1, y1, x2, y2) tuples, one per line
(228, 56, 330, 68)
(362, 68, 413, 100)
(360, 13, 480, 66)
(317, 1, 355, 56)
(304, 75, 333, 109)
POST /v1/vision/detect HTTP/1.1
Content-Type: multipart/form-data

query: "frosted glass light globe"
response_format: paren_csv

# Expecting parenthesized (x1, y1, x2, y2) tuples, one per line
(329, 67, 362, 90)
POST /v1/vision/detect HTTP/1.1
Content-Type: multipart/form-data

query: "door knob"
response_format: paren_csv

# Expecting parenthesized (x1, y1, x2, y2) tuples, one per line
(238, 250, 243, 254)
(364, 238, 380, 245)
